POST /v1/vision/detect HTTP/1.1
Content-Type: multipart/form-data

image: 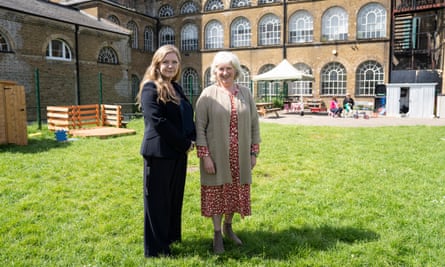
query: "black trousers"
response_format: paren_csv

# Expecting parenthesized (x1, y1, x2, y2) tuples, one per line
(143, 155, 187, 257)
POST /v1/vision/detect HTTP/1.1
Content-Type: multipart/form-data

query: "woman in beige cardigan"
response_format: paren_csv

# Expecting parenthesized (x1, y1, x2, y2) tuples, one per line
(195, 51, 261, 254)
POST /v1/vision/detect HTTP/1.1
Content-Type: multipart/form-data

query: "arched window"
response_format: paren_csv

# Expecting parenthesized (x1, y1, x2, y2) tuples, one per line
(258, 14, 281, 46)
(257, 64, 279, 98)
(357, 3, 387, 39)
(181, 1, 198, 14)
(205, 0, 224, 12)
(46, 39, 72, 61)
(159, 5, 174, 17)
(205, 20, 224, 49)
(231, 0, 251, 8)
(181, 24, 198, 51)
(159, 26, 175, 46)
(237, 65, 250, 89)
(231, 17, 251, 47)
(98, 47, 118, 64)
(356, 61, 384, 96)
(289, 10, 313, 43)
(321, 62, 347, 95)
(0, 33, 10, 52)
(107, 15, 120, 25)
(322, 7, 348, 41)
(131, 75, 140, 101)
(288, 63, 313, 96)
(258, 0, 279, 4)
(204, 68, 212, 87)
(144, 26, 154, 52)
(181, 68, 200, 96)
(127, 21, 138, 49)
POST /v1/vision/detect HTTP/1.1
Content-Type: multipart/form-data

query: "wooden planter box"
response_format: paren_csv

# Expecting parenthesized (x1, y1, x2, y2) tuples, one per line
(0, 81, 28, 146)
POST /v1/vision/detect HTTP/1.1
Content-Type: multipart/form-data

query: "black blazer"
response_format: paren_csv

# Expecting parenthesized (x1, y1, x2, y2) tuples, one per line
(140, 81, 196, 159)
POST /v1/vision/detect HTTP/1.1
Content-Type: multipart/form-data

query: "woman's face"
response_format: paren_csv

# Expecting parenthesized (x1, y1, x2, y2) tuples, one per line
(159, 52, 179, 80)
(215, 62, 235, 87)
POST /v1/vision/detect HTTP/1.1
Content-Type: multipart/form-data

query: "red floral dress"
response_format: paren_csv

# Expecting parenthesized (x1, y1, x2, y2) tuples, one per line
(198, 91, 259, 217)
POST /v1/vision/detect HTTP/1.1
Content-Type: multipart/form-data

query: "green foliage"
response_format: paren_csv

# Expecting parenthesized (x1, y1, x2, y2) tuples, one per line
(1, 121, 445, 266)
(272, 98, 283, 109)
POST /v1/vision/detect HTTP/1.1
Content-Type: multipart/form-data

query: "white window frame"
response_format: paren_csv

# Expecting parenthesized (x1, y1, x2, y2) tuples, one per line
(46, 39, 72, 61)
(357, 3, 387, 39)
(322, 7, 348, 41)
(289, 11, 314, 43)
(258, 14, 281, 46)
(205, 20, 224, 49)
(231, 17, 251, 47)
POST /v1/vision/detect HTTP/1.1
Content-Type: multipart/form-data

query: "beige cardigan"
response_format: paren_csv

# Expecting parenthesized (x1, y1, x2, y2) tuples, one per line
(195, 84, 261, 186)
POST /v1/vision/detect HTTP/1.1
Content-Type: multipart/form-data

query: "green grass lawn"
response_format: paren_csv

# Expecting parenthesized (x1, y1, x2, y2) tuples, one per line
(1, 119, 445, 266)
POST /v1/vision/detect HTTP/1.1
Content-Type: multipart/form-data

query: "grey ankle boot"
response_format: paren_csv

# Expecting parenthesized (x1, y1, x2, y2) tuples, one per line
(223, 223, 243, 245)
(213, 230, 224, 254)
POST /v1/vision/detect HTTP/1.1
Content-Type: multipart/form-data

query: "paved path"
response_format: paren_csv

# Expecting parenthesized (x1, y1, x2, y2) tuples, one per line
(259, 111, 445, 127)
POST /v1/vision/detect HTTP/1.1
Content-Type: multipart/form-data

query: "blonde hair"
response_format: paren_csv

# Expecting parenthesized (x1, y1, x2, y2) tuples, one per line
(210, 51, 242, 83)
(136, 45, 181, 107)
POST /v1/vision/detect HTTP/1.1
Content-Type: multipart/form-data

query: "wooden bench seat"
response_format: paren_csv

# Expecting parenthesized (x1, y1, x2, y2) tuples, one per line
(257, 106, 280, 118)
(47, 104, 135, 138)
(47, 104, 127, 131)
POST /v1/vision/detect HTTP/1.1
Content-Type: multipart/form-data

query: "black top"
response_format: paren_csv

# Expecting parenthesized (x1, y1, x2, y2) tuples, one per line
(140, 81, 196, 159)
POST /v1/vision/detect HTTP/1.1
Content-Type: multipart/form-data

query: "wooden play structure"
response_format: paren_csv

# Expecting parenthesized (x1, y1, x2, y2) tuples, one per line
(46, 104, 136, 138)
(0, 80, 28, 146)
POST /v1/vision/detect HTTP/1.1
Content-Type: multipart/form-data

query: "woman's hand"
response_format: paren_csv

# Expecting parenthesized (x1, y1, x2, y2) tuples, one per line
(203, 156, 216, 174)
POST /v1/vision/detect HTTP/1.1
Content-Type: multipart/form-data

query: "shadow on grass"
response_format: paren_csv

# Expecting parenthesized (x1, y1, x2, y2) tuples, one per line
(175, 225, 379, 260)
(0, 137, 72, 154)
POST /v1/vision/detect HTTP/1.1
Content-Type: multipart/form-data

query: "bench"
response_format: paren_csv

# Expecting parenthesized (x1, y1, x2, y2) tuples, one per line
(257, 106, 280, 118)
(353, 101, 374, 119)
(305, 99, 326, 113)
(47, 104, 126, 131)
(101, 104, 126, 128)
(47, 104, 136, 138)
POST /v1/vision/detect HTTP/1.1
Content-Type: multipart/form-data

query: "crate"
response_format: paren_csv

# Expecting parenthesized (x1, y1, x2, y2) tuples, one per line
(47, 104, 124, 131)
(0, 81, 28, 146)
(47, 104, 100, 131)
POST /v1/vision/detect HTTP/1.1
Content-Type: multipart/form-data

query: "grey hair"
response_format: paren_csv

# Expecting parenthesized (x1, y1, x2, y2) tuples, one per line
(210, 51, 242, 83)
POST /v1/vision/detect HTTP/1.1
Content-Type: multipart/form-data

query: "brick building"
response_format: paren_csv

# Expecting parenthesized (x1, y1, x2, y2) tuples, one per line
(0, 0, 156, 120)
(1, 0, 444, 120)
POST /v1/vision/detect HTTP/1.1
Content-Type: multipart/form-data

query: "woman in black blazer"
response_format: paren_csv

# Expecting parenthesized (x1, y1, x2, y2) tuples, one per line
(136, 45, 195, 257)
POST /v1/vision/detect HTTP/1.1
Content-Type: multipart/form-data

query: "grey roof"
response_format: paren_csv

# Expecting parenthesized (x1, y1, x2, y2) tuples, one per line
(58, 0, 115, 6)
(0, 0, 130, 35)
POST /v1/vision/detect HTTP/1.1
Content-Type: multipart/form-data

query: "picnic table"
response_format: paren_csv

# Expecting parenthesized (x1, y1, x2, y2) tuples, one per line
(256, 102, 280, 117)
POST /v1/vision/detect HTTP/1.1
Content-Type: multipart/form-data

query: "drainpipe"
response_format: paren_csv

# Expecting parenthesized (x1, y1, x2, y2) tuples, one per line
(283, 0, 287, 59)
(75, 24, 81, 104)
(388, 0, 394, 83)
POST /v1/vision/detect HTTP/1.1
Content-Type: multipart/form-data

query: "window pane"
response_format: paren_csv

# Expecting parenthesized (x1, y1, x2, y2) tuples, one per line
(322, 7, 348, 41)
(159, 27, 175, 46)
(98, 47, 118, 64)
(357, 3, 387, 39)
(289, 11, 313, 43)
(259, 14, 281, 45)
(181, 68, 200, 95)
(205, 0, 224, 11)
(231, 17, 251, 47)
(205, 21, 224, 49)
(356, 61, 384, 96)
(321, 62, 347, 95)
(181, 24, 198, 51)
